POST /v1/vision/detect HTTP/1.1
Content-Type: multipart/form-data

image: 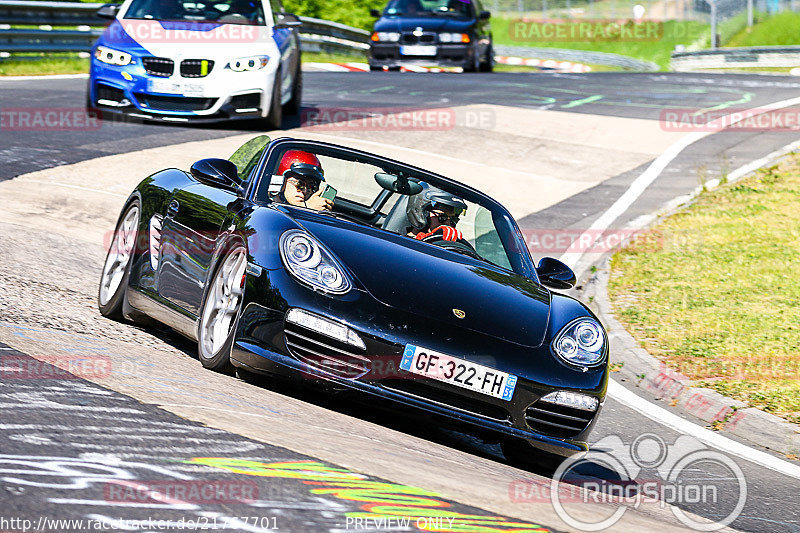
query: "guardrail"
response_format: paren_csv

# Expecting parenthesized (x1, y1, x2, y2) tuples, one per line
(0, 0, 370, 56)
(671, 45, 800, 71)
(495, 45, 660, 71)
(0, 0, 662, 69)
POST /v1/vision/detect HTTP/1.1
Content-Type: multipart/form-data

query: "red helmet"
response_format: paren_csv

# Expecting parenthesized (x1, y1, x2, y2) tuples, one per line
(277, 150, 324, 182)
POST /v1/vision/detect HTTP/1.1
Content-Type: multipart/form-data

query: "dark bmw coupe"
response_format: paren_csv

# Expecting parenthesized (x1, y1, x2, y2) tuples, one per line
(98, 136, 607, 467)
(368, 0, 493, 72)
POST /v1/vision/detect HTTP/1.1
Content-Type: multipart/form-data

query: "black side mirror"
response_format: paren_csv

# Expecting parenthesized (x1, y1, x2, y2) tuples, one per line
(275, 12, 302, 29)
(536, 257, 576, 289)
(370, 8, 382, 17)
(190, 159, 244, 194)
(96, 3, 120, 19)
(479, 10, 491, 19)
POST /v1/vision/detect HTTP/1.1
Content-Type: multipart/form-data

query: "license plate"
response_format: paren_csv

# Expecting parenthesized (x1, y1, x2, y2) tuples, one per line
(147, 79, 206, 97)
(400, 45, 437, 56)
(400, 344, 517, 401)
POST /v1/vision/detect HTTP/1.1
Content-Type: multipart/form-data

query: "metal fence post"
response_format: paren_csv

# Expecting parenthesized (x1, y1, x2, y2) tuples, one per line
(708, 0, 717, 48)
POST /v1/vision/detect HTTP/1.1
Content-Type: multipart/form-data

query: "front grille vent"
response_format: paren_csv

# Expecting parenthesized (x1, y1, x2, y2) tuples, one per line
(383, 380, 510, 423)
(525, 399, 595, 439)
(401, 31, 436, 44)
(95, 84, 128, 106)
(284, 324, 370, 379)
(180, 59, 214, 78)
(142, 57, 174, 77)
(149, 215, 163, 270)
(134, 94, 216, 112)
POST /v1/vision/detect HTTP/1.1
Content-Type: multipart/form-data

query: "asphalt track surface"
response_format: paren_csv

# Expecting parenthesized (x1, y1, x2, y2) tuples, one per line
(1, 71, 800, 532)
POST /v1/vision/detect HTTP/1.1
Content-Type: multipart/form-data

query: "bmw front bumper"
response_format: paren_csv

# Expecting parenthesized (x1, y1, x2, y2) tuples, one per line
(368, 43, 475, 70)
(88, 57, 275, 123)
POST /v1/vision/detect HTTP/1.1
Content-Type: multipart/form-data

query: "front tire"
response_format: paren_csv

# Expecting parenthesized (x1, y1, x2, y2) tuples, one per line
(197, 246, 247, 373)
(284, 64, 302, 116)
(98, 201, 140, 321)
(263, 68, 283, 130)
(479, 44, 494, 72)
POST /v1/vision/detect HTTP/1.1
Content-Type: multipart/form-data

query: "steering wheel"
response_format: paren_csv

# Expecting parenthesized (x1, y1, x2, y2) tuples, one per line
(421, 235, 483, 260)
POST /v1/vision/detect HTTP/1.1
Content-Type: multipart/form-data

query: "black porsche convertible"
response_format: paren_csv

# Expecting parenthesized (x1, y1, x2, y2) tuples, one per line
(98, 136, 608, 466)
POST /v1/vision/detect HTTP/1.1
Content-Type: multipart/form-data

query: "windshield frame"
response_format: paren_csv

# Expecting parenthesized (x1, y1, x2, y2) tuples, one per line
(119, 0, 272, 26)
(382, 0, 474, 18)
(248, 137, 539, 282)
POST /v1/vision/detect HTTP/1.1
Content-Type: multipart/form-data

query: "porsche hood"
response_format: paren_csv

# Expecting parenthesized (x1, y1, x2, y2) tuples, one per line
(293, 213, 551, 348)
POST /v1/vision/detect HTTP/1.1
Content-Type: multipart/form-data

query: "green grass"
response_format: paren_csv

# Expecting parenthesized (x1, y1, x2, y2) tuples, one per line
(609, 155, 800, 425)
(726, 11, 800, 47)
(492, 17, 708, 70)
(0, 55, 89, 76)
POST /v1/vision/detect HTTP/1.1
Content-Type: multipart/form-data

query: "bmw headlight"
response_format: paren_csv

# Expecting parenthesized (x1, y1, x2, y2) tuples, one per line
(438, 32, 470, 43)
(227, 55, 269, 72)
(371, 31, 401, 42)
(280, 230, 351, 294)
(94, 45, 132, 66)
(552, 318, 606, 367)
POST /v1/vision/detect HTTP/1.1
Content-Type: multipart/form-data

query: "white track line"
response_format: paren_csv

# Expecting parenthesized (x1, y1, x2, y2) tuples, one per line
(560, 95, 800, 278)
(0, 73, 89, 82)
(609, 381, 800, 480)
(21, 180, 127, 198)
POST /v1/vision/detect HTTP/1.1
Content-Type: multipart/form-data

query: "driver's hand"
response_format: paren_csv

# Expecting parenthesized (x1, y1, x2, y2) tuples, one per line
(305, 191, 333, 211)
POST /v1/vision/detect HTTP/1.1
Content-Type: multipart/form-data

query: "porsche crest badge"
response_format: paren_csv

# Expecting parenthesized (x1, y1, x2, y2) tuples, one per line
(452, 309, 466, 319)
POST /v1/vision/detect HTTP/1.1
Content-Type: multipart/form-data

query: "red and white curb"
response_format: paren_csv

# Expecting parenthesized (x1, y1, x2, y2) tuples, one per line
(303, 62, 458, 73)
(304, 58, 592, 73)
(494, 55, 592, 72)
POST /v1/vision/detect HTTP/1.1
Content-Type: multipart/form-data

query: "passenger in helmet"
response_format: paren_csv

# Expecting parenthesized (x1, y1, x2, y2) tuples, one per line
(406, 183, 467, 242)
(276, 150, 332, 211)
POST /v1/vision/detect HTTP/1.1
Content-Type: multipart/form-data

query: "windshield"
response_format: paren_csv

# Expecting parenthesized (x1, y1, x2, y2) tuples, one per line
(255, 142, 534, 277)
(383, 0, 473, 17)
(124, 0, 267, 25)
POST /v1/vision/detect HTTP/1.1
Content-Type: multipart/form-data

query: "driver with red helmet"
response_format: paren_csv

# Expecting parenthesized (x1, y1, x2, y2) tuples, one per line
(276, 150, 332, 211)
(406, 183, 467, 242)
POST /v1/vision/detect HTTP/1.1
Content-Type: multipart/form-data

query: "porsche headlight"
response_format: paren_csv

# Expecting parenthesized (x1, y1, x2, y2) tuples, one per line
(94, 45, 132, 66)
(280, 230, 351, 294)
(552, 318, 606, 367)
(227, 55, 270, 72)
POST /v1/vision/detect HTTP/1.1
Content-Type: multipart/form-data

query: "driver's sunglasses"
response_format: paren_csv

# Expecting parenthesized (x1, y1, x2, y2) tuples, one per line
(430, 210, 461, 225)
(286, 177, 317, 195)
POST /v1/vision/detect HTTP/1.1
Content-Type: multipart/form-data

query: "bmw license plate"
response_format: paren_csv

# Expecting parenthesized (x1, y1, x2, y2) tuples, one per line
(147, 79, 205, 97)
(400, 344, 517, 401)
(400, 45, 437, 56)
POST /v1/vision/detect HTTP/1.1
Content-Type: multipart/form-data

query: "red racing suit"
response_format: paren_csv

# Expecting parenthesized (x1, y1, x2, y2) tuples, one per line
(415, 225, 463, 242)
